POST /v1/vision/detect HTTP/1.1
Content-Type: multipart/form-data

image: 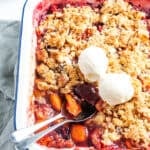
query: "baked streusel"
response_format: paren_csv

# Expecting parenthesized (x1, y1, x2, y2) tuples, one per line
(33, 0, 150, 149)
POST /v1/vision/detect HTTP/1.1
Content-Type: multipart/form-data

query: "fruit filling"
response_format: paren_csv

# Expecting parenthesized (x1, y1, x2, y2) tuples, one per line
(33, 0, 150, 149)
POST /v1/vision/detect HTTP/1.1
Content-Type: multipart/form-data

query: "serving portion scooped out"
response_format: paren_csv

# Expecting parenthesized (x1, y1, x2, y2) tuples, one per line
(31, 0, 150, 149)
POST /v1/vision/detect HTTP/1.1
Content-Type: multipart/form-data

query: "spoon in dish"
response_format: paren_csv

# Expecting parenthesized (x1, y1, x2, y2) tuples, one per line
(11, 101, 96, 150)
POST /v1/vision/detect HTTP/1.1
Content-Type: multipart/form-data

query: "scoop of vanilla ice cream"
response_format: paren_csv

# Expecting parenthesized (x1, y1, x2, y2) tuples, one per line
(78, 46, 108, 82)
(98, 73, 134, 106)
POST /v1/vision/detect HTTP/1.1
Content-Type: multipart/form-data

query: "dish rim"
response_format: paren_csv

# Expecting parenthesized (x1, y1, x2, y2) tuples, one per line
(14, 0, 28, 130)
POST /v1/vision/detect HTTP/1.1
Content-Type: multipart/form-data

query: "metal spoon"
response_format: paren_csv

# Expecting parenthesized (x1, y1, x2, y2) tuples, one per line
(11, 101, 96, 150)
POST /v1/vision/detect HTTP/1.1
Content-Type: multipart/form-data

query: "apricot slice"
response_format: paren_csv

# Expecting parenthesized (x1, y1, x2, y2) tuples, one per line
(49, 93, 62, 112)
(65, 94, 81, 117)
(71, 124, 88, 143)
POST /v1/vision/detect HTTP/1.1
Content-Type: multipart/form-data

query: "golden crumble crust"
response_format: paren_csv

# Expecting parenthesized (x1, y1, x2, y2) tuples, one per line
(35, 0, 150, 147)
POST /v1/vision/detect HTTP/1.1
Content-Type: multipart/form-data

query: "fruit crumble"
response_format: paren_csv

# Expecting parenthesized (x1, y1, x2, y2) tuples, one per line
(33, 0, 150, 149)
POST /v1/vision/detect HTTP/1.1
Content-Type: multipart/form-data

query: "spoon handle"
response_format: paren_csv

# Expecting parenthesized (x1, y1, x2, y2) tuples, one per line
(11, 113, 63, 143)
(14, 120, 70, 150)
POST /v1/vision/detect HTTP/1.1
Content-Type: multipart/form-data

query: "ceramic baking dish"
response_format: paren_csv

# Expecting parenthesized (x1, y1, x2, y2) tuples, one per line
(14, 0, 150, 149)
(14, 0, 52, 149)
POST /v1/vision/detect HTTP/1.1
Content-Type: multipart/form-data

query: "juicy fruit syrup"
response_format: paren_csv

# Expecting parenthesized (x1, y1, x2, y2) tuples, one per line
(74, 83, 100, 105)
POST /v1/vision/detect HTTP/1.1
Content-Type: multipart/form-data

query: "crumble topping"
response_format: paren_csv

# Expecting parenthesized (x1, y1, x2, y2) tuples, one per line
(35, 0, 150, 148)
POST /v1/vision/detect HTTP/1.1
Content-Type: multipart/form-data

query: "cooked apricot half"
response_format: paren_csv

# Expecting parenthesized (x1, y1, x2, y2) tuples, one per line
(71, 124, 88, 143)
(49, 93, 62, 112)
(65, 94, 82, 117)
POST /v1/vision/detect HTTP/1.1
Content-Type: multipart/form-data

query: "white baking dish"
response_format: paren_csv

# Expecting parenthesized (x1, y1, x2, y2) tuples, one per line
(14, 0, 55, 149)
(15, 0, 38, 149)
(14, 0, 150, 149)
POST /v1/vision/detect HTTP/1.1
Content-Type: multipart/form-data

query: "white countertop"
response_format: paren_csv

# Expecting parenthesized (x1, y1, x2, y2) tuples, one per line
(0, 0, 25, 21)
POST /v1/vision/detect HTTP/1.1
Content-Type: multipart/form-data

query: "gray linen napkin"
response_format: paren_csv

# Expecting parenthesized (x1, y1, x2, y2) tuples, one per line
(0, 21, 20, 150)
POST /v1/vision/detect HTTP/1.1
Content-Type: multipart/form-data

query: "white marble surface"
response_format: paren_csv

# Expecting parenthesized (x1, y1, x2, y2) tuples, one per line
(0, 0, 25, 20)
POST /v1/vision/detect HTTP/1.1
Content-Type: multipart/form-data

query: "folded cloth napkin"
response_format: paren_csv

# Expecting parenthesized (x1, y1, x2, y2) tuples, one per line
(0, 21, 20, 150)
